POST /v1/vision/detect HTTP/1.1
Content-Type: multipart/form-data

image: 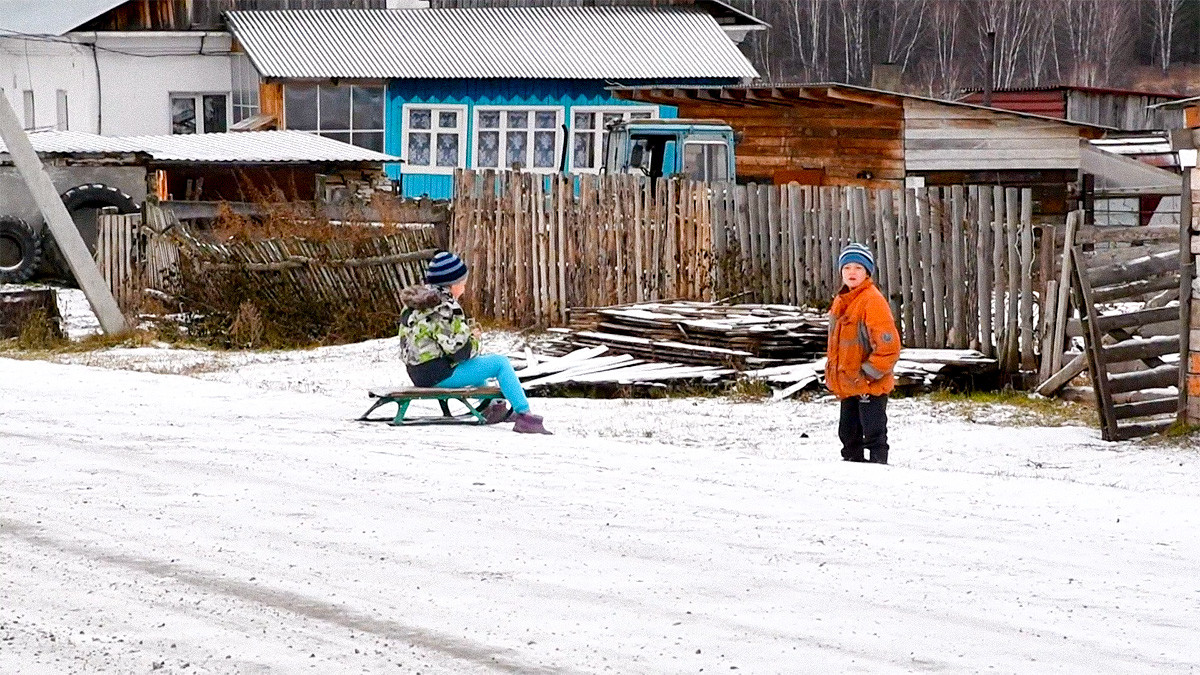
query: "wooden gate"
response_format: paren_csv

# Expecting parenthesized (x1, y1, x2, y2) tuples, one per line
(1070, 245, 1183, 440)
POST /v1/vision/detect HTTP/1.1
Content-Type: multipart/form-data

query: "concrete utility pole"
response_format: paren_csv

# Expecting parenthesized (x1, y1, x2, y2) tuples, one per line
(0, 88, 127, 335)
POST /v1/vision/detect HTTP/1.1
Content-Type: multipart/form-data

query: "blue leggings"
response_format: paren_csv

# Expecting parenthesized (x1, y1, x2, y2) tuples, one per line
(437, 354, 530, 414)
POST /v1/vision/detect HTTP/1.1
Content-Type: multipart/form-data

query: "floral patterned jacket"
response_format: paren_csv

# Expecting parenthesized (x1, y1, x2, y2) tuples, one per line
(397, 284, 478, 386)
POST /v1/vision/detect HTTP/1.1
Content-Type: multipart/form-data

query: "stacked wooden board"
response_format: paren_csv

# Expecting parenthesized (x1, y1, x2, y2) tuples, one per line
(516, 301, 997, 398)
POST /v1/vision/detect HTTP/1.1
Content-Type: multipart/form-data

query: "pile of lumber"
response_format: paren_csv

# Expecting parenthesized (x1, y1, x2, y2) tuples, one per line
(517, 301, 998, 398)
(553, 302, 829, 368)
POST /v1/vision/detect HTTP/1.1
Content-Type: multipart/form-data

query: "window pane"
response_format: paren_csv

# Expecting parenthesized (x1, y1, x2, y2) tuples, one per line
(171, 97, 196, 134)
(573, 132, 593, 169)
(533, 130, 556, 168)
(574, 111, 594, 130)
(408, 132, 431, 165)
(409, 108, 431, 130)
(285, 85, 318, 130)
(506, 131, 527, 167)
(535, 111, 556, 129)
(602, 112, 623, 128)
(436, 133, 459, 167)
(353, 131, 384, 152)
(203, 94, 227, 133)
(319, 84, 350, 130)
(352, 85, 384, 130)
(683, 143, 705, 181)
(325, 131, 351, 145)
(477, 130, 500, 168)
(708, 145, 729, 181)
(438, 111, 458, 129)
(630, 111, 653, 120)
(479, 110, 500, 129)
(507, 111, 528, 129)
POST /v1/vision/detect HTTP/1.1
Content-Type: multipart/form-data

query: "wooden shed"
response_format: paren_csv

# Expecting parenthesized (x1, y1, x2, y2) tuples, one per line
(614, 83, 1119, 217)
(958, 86, 1187, 132)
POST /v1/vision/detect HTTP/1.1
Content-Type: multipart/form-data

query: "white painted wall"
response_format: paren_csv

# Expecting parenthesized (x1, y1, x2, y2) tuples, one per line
(0, 31, 232, 137)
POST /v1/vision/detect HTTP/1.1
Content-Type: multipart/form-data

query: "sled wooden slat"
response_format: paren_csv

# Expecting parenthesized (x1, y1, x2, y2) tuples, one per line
(360, 386, 505, 426)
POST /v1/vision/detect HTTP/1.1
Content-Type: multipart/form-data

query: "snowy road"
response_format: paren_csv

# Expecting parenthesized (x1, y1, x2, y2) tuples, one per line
(2, 349, 1198, 673)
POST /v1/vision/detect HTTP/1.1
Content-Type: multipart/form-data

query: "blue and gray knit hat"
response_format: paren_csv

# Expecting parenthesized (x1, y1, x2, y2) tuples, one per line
(838, 243, 875, 277)
(426, 250, 469, 286)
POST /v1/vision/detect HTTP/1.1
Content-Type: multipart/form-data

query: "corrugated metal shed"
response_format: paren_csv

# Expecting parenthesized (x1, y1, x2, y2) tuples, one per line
(0, 0, 127, 36)
(1, 130, 400, 163)
(227, 6, 759, 80)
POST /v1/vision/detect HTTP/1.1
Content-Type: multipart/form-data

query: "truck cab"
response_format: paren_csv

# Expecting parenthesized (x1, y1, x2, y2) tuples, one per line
(603, 119, 735, 182)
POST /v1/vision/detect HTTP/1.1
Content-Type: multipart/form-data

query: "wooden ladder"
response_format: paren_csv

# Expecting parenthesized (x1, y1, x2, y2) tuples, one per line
(1070, 246, 1182, 441)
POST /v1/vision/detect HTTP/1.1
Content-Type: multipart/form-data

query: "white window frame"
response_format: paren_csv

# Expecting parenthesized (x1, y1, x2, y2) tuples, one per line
(681, 139, 731, 182)
(568, 105, 658, 174)
(170, 92, 230, 134)
(472, 105, 564, 175)
(402, 103, 468, 175)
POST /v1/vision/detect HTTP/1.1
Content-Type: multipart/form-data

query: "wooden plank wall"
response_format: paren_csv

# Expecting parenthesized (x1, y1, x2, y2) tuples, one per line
(709, 183, 1040, 366)
(905, 99, 1086, 172)
(451, 169, 713, 327)
(664, 100, 905, 189)
(96, 212, 143, 314)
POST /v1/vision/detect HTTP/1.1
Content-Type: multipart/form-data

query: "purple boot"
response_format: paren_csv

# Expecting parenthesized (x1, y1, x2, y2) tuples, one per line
(482, 400, 511, 425)
(512, 412, 552, 435)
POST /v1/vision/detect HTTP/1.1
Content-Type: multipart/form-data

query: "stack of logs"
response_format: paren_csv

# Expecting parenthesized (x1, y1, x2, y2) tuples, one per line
(523, 301, 997, 397)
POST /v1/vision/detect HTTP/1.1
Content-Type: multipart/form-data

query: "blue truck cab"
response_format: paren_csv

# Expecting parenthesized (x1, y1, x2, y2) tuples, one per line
(602, 119, 736, 182)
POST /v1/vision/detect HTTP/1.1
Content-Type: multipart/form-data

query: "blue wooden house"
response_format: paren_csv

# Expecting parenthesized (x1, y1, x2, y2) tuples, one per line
(226, 3, 761, 198)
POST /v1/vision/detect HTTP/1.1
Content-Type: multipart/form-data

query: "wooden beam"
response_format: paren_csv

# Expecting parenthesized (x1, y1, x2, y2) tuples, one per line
(825, 88, 902, 109)
(0, 88, 127, 335)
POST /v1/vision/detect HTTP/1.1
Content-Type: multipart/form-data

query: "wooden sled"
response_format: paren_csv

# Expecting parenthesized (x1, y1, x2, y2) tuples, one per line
(358, 386, 507, 426)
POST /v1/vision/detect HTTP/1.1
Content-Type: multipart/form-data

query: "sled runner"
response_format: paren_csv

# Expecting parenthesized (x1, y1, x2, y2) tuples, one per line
(358, 386, 507, 426)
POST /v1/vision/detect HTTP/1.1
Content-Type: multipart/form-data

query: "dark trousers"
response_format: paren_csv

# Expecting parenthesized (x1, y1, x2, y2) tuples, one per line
(839, 394, 889, 464)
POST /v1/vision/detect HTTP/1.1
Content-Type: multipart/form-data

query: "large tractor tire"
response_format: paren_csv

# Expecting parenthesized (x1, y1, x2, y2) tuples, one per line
(60, 183, 140, 253)
(41, 183, 141, 281)
(0, 217, 43, 283)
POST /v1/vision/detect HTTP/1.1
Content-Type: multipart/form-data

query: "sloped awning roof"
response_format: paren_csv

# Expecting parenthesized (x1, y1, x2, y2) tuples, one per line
(226, 6, 759, 80)
(1082, 142, 1182, 196)
(0, 0, 127, 37)
(0, 130, 400, 164)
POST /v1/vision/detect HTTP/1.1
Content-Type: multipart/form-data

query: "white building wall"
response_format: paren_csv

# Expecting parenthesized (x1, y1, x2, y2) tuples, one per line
(0, 32, 232, 137)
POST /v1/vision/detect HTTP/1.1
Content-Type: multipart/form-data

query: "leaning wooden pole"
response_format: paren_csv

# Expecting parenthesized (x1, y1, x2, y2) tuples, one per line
(0, 88, 127, 334)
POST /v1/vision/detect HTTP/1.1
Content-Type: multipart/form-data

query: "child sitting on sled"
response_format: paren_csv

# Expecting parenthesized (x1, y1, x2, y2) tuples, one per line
(398, 251, 551, 435)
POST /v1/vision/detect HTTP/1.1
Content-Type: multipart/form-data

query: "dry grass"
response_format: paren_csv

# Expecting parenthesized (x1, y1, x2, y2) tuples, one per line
(927, 389, 1096, 427)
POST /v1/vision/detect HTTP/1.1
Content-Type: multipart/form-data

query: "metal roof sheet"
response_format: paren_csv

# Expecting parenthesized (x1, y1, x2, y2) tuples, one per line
(0, 0, 127, 36)
(2, 130, 400, 164)
(227, 6, 759, 80)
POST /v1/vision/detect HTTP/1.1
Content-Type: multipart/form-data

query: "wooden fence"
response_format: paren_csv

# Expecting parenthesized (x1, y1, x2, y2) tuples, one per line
(451, 170, 1043, 370)
(96, 211, 144, 313)
(450, 169, 713, 326)
(98, 204, 440, 315)
(712, 183, 1041, 370)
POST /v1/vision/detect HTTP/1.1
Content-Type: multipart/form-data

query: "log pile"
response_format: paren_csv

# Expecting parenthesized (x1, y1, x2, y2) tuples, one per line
(518, 301, 998, 398)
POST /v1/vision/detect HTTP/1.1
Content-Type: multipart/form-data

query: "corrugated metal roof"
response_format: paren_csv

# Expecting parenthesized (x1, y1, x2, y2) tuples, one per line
(1, 130, 400, 163)
(227, 6, 759, 80)
(0, 0, 127, 36)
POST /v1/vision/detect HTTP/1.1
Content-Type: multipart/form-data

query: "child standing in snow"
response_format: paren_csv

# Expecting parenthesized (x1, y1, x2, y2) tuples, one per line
(826, 243, 900, 464)
(398, 251, 551, 435)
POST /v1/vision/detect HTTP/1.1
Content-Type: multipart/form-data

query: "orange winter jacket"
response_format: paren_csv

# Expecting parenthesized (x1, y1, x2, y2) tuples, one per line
(825, 278, 901, 398)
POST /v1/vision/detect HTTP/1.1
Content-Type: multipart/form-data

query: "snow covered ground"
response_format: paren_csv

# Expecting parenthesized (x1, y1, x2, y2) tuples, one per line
(2, 292, 1199, 673)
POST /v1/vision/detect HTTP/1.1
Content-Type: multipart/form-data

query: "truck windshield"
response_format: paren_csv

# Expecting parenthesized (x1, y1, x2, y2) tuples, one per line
(683, 142, 729, 182)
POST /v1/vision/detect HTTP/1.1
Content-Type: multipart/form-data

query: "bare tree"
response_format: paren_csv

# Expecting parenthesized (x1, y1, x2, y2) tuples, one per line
(1025, 0, 1060, 86)
(923, 0, 962, 97)
(838, 0, 872, 84)
(878, 0, 928, 75)
(1150, 0, 1183, 74)
(789, 0, 833, 81)
(1061, 0, 1103, 85)
(1095, 0, 1135, 84)
(975, 0, 1040, 88)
